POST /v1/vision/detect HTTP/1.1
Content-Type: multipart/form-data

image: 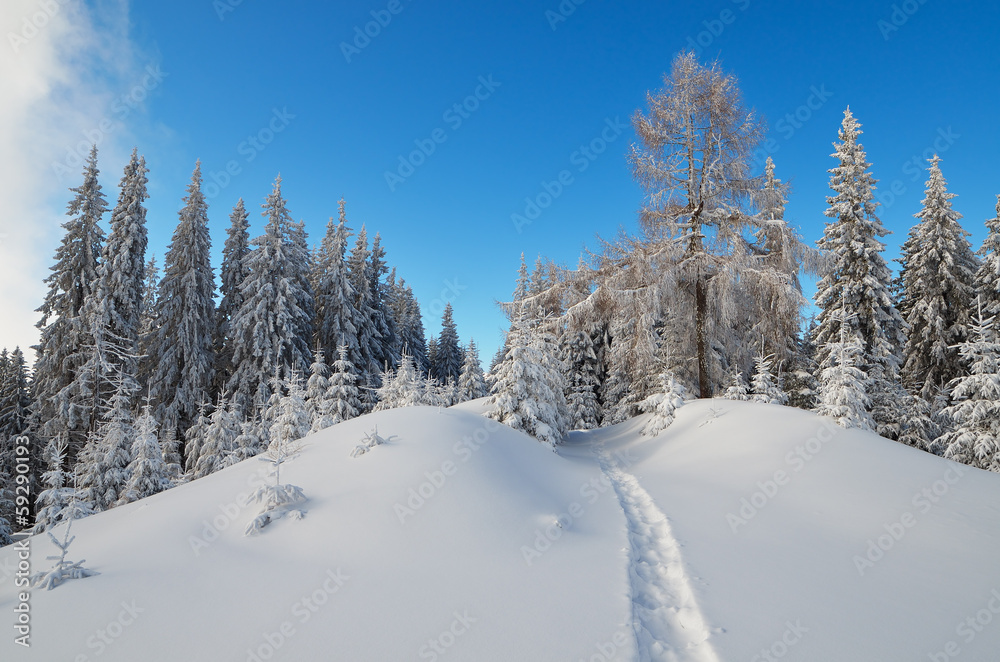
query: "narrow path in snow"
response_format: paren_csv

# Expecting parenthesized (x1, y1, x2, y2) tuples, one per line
(597, 447, 722, 662)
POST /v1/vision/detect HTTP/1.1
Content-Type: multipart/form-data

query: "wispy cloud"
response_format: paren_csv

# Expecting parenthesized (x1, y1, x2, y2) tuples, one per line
(0, 0, 152, 359)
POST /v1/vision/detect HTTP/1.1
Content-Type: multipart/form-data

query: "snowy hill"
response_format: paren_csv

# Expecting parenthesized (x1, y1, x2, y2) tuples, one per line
(3, 400, 1000, 661)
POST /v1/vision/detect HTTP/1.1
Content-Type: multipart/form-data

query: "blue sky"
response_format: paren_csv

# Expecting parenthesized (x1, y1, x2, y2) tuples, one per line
(3, 0, 1000, 362)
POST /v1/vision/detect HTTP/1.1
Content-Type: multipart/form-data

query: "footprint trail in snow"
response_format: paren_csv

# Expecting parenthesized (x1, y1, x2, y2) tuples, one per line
(597, 448, 722, 662)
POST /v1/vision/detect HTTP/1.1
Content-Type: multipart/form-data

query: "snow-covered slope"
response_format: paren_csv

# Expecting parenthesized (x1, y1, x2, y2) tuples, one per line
(3, 400, 1000, 661)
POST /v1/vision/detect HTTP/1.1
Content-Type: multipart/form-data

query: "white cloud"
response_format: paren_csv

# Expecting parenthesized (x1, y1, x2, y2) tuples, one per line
(0, 0, 149, 361)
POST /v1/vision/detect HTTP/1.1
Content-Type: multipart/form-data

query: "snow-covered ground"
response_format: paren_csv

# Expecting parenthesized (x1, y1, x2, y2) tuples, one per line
(3, 399, 1000, 661)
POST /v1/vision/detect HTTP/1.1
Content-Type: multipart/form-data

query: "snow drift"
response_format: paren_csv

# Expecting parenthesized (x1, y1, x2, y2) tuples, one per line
(2, 400, 1000, 661)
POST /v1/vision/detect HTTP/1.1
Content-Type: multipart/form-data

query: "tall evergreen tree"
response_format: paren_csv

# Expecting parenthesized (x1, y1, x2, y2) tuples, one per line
(433, 303, 462, 383)
(137, 255, 159, 388)
(148, 162, 216, 436)
(562, 329, 601, 429)
(816, 306, 874, 431)
(328, 345, 361, 424)
(369, 232, 398, 371)
(34, 145, 107, 453)
(346, 224, 382, 382)
(939, 310, 1000, 471)
(228, 177, 314, 415)
(313, 200, 359, 365)
(458, 339, 488, 402)
(974, 196, 1000, 326)
(215, 199, 251, 392)
(898, 156, 977, 400)
(813, 108, 905, 437)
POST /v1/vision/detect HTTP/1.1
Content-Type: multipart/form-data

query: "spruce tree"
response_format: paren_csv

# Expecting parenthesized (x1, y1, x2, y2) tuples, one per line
(723, 367, 750, 401)
(434, 303, 462, 383)
(458, 339, 488, 402)
(228, 177, 314, 415)
(216, 199, 251, 391)
(33, 440, 92, 533)
(813, 109, 905, 437)
(750, 350, 787, 405)
(149, 162, 216, 436)
(562, 329, 601, 429)
(640, 371, 689, 436)
(34, 145, 107, 453)
(939, 310, 1000, 471)
(816, 307, 874, 431)
(305, 350, 334, 433)
(974, 196, 1000, 327)
(118, 404, 170, 504)
(137, 255, 159, 388)
(899, 156, 978, 400)
(313, 201, 359, 364)
(346, 224, 382, 382)
(193, 398, 240, 479)
(369, 232, 398, 371)
(328, 345, 361, 424)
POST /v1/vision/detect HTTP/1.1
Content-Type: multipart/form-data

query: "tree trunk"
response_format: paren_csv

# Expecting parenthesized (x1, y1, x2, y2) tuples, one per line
(695, 271, 711, 398)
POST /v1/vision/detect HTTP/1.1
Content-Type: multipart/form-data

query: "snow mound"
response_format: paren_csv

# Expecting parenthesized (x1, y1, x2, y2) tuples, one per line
(3, 400, 1000, 661)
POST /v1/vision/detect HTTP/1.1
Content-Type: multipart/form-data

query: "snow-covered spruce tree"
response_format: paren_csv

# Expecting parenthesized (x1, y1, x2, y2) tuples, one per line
(389, 275, 428, 374)
(159, 426, 183, 483)
(458, 339, 488, 402)
(426, 336, 439, 378)
(148, 162, 216, 438)
(487, 314, 569, 448)
(118, 403, 170, 504)
(723, 367, 750, 401)
(346, 224, 382, 383)
(898, 156, 978, 400)
(973, 196, 1000, 330)
(34, 145, 107, 454)
(60, 149, 149, 446)
(313, 201, 359, 368)
(815, 306, 874, 431)
(215, 199, 251, 392)
(433, 303, 462, 383)
(784, 325, 820, 410)
(245, 373, 308, 535)
(813, 108, 906, 438)
(374, 354, 425, 410)
(562, 329, 601, 429)
(369, 232, 398, 372)
(227, 177, 314, 416)
(640, 371, 690, 437)
(305, 350, 334, 433)
(137, 254, 159, 388)
(228, 419, 265, 465)
(938, 310, 1000, 471)
(0, 347, 32, 441)
(328, 344, 361, 424)
(29, 498, 98, 590)
(77, 371, 136, 510)
(193, 397, 240, 479)
(750, 350, 787, 405)
(182, 403, 212, 475)
(32, 439, 92, 533)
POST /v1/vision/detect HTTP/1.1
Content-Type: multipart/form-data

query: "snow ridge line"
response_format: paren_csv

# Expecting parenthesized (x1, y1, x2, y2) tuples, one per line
(597, 448, 721, 662)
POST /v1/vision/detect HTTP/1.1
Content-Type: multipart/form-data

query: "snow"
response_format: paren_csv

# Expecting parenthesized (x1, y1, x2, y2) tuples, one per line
(3, 400, 1000, 660)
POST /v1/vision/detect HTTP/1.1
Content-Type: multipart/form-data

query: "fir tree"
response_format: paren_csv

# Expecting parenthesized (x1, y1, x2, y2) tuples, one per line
(458, 339, 488, 402)
(118, 404, 170, 503)
(433, 303, 462, 382)
(898, 156, 978, 400)
(183, 404, 212, 476)
(816, 307, 874, 431)
(328, 345, 361, 424)
(193, 398, 240, 479)
(346, 224, 382, 382)
(34, 145, 107, 453)
(137, 254, 159, 388)
(228, 177, 314, 415)
(374, 354, 425, 410)
(369, 232, 398, 371)
(939, 310, 1000, 471)
(305, 350, 334, 433)
(750, 350, 787, 405)
(148, 162, 216, 436)
(33, 440, 92, 534)
(973, 196, 1000, 329)
(640, 371, 689, 436)
(723, 367, 750, 401)
(562, 329, 601, 429)
(78, 371, 136, 510)
(216, 199, 251, 391)
(314, 201, 359, 367)
(813, 108, 905, 437)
